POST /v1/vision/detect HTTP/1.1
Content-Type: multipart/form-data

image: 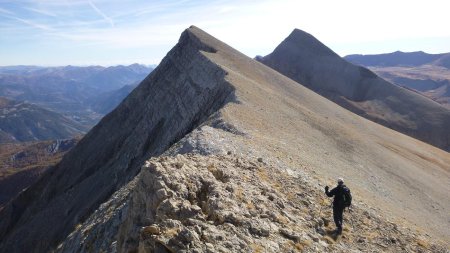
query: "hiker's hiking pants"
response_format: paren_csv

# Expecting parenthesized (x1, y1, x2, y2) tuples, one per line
(333, 205, 344, 231)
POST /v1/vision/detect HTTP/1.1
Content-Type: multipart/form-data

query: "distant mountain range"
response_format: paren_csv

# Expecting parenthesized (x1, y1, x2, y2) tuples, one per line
(0, 64, 153, 127)
(345, 52, 450, 109)
(345, 51, 450, 68)
(0, 97, 86, 143)
(0, 64, 151, 211)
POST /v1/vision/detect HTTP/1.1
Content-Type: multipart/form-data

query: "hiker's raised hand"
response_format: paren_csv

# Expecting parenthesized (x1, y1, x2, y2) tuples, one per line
(325, 186, 329, 191)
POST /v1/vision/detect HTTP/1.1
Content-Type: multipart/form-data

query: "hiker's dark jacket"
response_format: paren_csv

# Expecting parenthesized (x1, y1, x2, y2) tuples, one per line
(326, 184, 347, 208)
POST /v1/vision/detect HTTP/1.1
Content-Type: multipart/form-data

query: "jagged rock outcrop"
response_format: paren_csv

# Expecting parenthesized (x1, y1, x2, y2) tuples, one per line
(2, 26, 449, 253)
(56, 154, 448, 252)
(120, 154, 447, 253)
(0, 26, 234, 253)
(258, 29, 450, 151)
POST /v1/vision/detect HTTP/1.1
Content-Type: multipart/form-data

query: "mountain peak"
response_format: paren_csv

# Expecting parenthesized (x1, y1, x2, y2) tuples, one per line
(178, 26, 218, 54)
(288, 28, 315, 41)
(280, 28, 339, 58)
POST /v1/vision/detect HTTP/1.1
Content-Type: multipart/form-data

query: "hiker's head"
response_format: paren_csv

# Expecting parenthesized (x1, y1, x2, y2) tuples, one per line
(337, 178, 344, 185)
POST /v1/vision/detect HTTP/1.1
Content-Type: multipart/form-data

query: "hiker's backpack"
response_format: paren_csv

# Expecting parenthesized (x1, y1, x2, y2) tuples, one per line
(342, 186, 352, 207)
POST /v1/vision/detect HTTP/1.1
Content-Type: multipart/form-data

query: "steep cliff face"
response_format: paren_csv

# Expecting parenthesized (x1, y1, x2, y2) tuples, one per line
(0, 27, 234, 253)
(259, 29, 450, 151)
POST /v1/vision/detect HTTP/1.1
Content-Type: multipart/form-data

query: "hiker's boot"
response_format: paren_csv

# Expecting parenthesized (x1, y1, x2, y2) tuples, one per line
(336, 227, 342, 235)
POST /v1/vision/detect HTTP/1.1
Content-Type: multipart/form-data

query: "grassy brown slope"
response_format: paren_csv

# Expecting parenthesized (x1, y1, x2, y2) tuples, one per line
(186, 26, 450, 243)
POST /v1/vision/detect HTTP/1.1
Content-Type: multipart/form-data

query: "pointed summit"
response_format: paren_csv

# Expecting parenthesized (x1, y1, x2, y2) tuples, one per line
(259, 29, 450, 151)
(177, 25, 219, 53)
(282, 29, 339, 58)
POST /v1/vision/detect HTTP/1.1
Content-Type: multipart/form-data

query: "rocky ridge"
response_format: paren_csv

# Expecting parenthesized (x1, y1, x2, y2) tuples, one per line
(56, 154, 448, 252)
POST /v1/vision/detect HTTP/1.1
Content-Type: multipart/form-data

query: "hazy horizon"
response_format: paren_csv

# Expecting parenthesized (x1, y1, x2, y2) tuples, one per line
(1, 49, 450, 68)
(0, 63, 158, 67)
(1, 0, 449, 66)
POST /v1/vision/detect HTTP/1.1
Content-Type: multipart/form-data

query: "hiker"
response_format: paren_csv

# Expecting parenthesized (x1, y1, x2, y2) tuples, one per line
(325, 178, 352, 235)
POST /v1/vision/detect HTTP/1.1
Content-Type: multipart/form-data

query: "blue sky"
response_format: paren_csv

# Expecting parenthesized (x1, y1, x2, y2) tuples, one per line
(0, 0, 449, 66)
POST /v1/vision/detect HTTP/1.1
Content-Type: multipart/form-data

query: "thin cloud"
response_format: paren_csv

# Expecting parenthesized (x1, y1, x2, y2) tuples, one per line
(14, 16, 53, 31)
(0, 7, 14, 15)
(24, 7, 57, 17)
(53, 23, 180, 48)
(88, 0, 114, 27)
(0, 13, 54, 31)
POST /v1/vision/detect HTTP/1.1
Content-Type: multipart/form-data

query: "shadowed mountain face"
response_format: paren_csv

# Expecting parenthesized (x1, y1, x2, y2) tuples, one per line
(345, 51, 450, 69)
(89, 83, 138, 114)
(258, 29, 450, 151)
(1, 27, 449, 253)
(0, 97, 86, 143)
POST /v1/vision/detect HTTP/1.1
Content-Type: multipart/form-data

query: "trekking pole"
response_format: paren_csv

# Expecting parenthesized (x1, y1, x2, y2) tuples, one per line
(348, 205, 355, 230)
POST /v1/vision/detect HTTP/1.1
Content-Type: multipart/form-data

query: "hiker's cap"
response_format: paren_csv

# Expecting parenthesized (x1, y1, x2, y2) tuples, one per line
(337, 178, 344, 184)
